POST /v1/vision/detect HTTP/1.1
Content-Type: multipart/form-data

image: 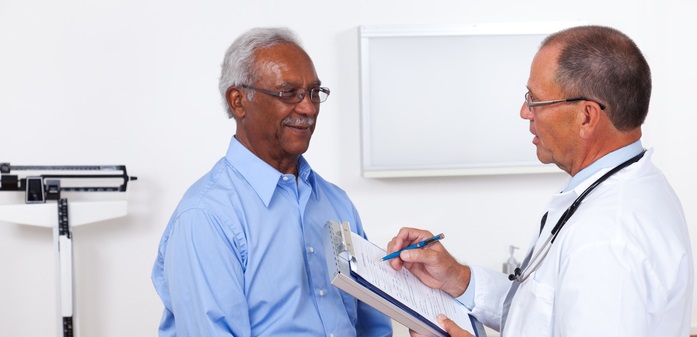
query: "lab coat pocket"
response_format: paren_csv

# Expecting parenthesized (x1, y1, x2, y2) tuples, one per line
(504, 279, 555, 337)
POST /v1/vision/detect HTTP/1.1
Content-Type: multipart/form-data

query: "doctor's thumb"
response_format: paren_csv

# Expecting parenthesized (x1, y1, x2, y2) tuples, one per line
(437, 314, 475, 337)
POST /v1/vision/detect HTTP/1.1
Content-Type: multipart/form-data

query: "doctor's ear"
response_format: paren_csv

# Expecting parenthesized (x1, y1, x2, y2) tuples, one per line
(226, 86, 246, 119)
(578, 102, 604, 139)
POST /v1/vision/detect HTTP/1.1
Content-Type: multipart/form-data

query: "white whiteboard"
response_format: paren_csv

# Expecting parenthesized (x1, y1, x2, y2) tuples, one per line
(359, 23, 580, 178)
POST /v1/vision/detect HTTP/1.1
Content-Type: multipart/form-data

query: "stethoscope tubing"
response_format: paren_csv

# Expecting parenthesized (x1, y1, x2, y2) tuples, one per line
(510, 150, 646, 284)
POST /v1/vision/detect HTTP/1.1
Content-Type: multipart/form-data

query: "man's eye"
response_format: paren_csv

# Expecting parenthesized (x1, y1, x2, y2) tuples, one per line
(280, 89, 298, 98)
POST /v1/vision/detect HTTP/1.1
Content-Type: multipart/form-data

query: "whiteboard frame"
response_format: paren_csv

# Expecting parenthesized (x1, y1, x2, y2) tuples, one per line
(358, 22, 582, 178)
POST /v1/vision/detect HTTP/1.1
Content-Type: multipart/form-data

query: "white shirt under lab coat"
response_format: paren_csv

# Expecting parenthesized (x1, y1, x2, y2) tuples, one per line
(469, 149, 693, 337)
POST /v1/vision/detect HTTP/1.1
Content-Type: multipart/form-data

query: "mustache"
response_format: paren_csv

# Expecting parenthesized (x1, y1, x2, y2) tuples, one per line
(283, 116, 315, 127)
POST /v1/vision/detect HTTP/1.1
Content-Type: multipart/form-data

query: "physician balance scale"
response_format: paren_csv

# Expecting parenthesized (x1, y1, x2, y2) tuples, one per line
(0, 163, 137, 337)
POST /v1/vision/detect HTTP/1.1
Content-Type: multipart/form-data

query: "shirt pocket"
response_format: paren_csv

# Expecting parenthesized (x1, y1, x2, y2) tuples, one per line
(505, 278, 555, 337)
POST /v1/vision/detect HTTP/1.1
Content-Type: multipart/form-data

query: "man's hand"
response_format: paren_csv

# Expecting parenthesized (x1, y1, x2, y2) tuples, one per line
(386, 227, 470, 298)
(408, 314, 476, 337)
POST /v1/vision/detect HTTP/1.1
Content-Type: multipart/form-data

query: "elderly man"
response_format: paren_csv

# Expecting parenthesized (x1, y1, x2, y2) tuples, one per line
(152, 27, 392, 337)
(387, 25, 692, 337)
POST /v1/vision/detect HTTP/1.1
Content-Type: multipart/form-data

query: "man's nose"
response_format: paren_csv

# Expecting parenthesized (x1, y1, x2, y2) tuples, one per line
(295, 93, 318, 115)
(520, 101, 533, 120)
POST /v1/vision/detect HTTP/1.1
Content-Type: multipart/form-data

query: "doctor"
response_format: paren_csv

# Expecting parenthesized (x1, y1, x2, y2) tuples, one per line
(386, 25, 693, 337)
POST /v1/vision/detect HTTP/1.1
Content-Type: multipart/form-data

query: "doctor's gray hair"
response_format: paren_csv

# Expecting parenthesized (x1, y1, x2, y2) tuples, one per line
(218, 27, 303, 118)
(542, 25, 651, 131)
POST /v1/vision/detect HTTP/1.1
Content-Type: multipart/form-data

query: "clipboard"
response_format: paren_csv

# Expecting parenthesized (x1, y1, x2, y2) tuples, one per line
(324, 220, 486, 337)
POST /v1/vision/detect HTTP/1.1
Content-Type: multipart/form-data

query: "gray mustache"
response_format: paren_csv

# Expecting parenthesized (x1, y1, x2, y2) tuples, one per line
(283, 117, 315, 127)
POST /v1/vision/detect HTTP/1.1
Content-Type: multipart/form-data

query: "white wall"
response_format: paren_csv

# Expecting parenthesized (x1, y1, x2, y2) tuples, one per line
(0, 1, 695, 336)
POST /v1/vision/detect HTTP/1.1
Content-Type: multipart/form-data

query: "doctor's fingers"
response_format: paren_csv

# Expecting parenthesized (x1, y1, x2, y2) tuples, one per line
(409, 330, 428, 337)
(387, 227, 438, 271)
(388, 227, 435, 252)
(400, 244, 450, 268)
(437, 314, 475, 337)
(402, 246, 466, 288)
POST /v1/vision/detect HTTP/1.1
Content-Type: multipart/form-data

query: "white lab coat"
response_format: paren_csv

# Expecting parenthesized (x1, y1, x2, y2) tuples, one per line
(469, 149, 693, 337)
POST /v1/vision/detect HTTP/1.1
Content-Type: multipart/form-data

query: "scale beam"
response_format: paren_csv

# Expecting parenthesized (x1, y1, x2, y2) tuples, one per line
(0, 163, 136, 337)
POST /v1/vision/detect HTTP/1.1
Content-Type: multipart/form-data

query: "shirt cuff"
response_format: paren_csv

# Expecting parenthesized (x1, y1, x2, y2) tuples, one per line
(455, 268, 476, 310)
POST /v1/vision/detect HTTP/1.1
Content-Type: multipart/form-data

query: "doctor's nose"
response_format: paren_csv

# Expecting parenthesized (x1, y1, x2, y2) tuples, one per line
(520, 101, 533, 121)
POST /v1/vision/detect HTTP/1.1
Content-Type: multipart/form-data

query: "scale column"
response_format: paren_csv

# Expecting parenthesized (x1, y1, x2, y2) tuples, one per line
(57, 199, 74, 337)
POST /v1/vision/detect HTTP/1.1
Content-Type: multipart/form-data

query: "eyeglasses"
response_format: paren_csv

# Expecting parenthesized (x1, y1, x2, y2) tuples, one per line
(524, 91, 606, 111)
(241, 84, 330, 104)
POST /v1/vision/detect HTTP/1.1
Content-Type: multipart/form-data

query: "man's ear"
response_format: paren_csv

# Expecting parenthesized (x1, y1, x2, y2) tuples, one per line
(226, 86, 246, 119)
(579, 101, 603, 139)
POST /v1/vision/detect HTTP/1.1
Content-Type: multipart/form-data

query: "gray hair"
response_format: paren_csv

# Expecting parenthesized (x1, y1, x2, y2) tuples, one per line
(541, 25, 651, 131)
(218, 27, 303, 118)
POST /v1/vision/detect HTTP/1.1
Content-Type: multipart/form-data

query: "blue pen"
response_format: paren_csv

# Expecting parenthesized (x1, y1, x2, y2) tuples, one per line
(381, 233, 445, 261)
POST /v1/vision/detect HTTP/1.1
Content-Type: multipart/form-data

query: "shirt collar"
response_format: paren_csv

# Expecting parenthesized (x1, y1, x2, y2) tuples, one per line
(225, 136, 317, 207)
(563, 140, 644, 193)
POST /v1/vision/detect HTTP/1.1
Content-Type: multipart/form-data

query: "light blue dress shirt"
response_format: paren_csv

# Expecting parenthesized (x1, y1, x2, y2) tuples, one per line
(152, 137, 392, 337)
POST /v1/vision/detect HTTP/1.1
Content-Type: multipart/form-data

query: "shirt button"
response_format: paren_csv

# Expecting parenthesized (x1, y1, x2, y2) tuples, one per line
(282, 176, 289, 181)
(308, 246, 315, 253)
(319, 289, 325, 296)
(330, 334, 334, 337)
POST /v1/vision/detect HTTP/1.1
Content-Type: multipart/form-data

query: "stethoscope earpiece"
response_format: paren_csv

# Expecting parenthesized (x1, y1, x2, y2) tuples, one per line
(508, 268, 521, 281)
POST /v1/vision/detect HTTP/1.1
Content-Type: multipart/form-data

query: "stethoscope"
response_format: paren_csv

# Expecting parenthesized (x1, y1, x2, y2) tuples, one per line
(509, 150, 646, 283)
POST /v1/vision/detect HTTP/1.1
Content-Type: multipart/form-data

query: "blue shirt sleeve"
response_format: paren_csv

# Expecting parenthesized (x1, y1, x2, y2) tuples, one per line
(160, 208, 250, 337)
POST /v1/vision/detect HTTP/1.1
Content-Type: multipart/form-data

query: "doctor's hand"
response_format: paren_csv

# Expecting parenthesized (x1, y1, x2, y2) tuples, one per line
(407, 314, 475, 337)
(386, 227, 471, 298)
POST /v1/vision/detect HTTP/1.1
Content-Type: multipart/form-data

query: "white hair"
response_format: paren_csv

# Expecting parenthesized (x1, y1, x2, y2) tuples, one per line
(218, 27, 303, 118)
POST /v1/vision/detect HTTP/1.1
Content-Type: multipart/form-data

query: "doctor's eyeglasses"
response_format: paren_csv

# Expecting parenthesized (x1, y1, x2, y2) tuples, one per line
(241, 84, 330, 104)
(524, 91, 606, 111)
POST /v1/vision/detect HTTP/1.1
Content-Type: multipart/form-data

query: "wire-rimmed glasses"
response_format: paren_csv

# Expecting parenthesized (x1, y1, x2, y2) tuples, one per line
(241, 84, 330, 104)
(524, 91, 606, 111)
